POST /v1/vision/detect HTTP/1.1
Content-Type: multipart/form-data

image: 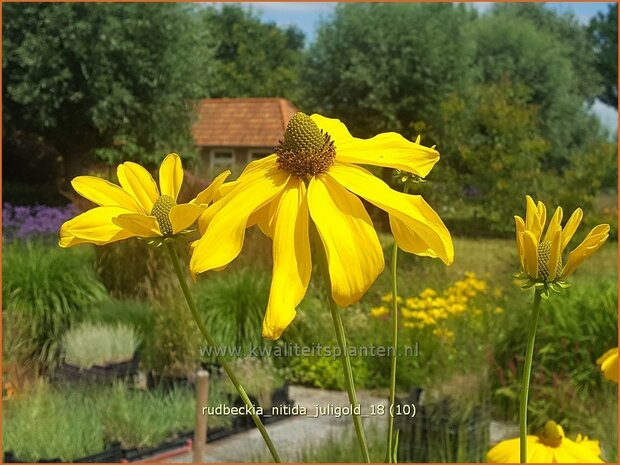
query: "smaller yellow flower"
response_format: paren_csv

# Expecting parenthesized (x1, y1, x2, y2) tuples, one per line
(597, 347, 618, 383)
(494, 306, 504, 314)
(486, 421, 603, 463)
(370, 306, 390, 318)
(514, 195, 609, 292)
(419, 288, 437, 299)
(59, 154, 229, 247)
(381, 293, 403, 304)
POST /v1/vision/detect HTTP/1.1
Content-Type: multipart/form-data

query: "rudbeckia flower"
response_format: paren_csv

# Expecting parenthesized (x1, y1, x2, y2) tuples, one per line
(486, 421, 603, 463)
(597, 347, 618, 383)
(190, 112, 454, 339)
(59, 153, 229, 247)
(514, 195, 609, 293)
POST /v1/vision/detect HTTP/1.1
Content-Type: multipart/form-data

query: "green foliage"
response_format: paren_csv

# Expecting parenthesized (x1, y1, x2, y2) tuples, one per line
(141, 298, 201, 377)
(201, 4, 304, 99)
(286, 353, 370, 391)
(2, 381, 105, 461)
(94, 238, 175, 301)
(2, 380, 231, 460)
(3, 3, 211, 181)
(193, 267, 271, 354)
(426, 80, 548, 233)
(589, 4, 618, 108)
(62, 322, 139, 368)
(2, 241, 106, 368)
(85, 298, 154, 342)
(303, 3, 478, 137)
(474, 5, 603, 169)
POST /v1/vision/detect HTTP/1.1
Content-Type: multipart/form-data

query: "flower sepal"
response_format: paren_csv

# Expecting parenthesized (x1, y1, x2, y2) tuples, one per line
(515, 272, 570, 299)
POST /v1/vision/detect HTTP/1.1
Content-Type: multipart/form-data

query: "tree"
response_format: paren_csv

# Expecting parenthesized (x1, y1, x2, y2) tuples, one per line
(589, 3, 618, 108)
(200, 4, 305, 100)
(3, 3, 213, 188)
(473, 7, 603, 171)
(301, 3, 478, 138)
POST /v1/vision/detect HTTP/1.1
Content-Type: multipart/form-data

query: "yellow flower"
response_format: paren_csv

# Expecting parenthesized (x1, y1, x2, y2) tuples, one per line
(515, 195, 609, 285)
(495, 306, 504, 314)
(597, 347, 618, 383)
(486, 421, 603, 463)
(370, 306, 389, 318)
(59, 154, 229, 247)
(419, 288, 437, 299)
(190, 113, 454, 339)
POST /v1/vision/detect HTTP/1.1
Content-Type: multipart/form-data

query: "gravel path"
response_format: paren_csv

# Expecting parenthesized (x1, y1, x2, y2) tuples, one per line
(161, 385, 517, 463)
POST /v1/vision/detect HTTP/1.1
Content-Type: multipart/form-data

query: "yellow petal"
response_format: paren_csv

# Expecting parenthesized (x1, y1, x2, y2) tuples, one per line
(522, 230, 539, 278)
(537, 200, 547, 236)
(597, 347, 618, 382)
(338, 134, 440, 178)
(263, 178, 311, 340)
(113, 213, 160, 237)
(117, 161, 159, 213)
(328, 163, 453, 265)
(71, 176, 142, 213)
(543, 207, 563, 243)
(192, 170, 231, 205)
(310, 114, 439, 177)
(169, 203, 204, 234)
(525, 195, 538, 231)
(190, 167, 290, 278)
(555, 439, 604, 463)
(561, 208, 583, 252)
(307, 174, 384, 307)
(219, 155, 279, 198)
(547, 226, 562, 281)
(59, 206, 135, 247)
(562, 224, 610, 277)
(515, 216, 526, 270)
(310, 114, 354, 142)
(529, 441, 553, 463)
(159, 153, 183, 201)
(486, 437, 521, 463)
(248, 203, 275, 238)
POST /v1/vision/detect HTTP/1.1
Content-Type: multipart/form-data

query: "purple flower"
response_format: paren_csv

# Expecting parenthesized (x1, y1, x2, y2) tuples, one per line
(3, 203, 78, 242)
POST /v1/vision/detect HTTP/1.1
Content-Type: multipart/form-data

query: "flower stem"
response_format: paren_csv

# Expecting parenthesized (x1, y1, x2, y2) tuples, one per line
(519, 289, 542, 463)
(385, 183, 409, 463)
(313, 229, 371, 463)
(165, 242, 282, 463)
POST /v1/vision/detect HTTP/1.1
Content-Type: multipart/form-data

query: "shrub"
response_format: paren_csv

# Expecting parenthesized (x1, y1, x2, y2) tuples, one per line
(193, 267, 271, 355)
(85, 298, 154, 342)
(2, 203, 78, 242)
(2, 241, 106, 368)
(62, 323, 139, 368)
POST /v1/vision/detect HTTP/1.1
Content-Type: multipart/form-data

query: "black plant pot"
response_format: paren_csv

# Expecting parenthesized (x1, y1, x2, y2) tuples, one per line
(57, 352, 140, 384)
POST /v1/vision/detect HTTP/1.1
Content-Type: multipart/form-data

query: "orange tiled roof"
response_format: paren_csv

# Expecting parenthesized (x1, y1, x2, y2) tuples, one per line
(192, 98, 299, 147)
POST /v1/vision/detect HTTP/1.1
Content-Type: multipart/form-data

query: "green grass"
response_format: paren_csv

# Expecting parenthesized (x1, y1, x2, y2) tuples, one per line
(2, 379, 232, 460)
(63, 322, 139, 368)
(3, 240, 107, 368)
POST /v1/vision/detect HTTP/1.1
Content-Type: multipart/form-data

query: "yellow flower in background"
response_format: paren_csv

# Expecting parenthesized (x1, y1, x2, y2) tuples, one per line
(597, 347, 618, 383)
(514, 195, 609, 293)
(370, 306, 390, 318)
(486, 421, 603, 463)
(59, 154, 229, 247)
(190, 112, 454, 339)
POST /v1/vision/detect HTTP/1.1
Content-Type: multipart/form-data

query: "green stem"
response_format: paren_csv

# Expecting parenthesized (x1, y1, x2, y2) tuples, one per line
(313, 230, 370, 463)
(386, 183, 409, 462)
(519, 289, 542, 463)
(165, 242, 282, 463)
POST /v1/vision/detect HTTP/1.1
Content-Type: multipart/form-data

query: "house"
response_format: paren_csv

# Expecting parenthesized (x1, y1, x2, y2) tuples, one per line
(192, 98, 299, 170)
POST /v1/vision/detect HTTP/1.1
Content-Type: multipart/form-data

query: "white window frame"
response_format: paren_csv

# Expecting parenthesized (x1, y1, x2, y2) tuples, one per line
(247, 149, 272, 164)
(210, 148, 234, 169)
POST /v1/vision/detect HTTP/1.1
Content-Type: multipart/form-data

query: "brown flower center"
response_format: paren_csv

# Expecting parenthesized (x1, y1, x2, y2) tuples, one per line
(150, 195, 176, 236)
(276, 112, 336, 180)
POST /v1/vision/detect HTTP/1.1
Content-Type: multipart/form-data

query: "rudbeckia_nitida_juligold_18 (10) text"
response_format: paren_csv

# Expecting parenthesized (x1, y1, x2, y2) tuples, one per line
(512, 195, 609, 463)
(58, 153, 283, 462)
